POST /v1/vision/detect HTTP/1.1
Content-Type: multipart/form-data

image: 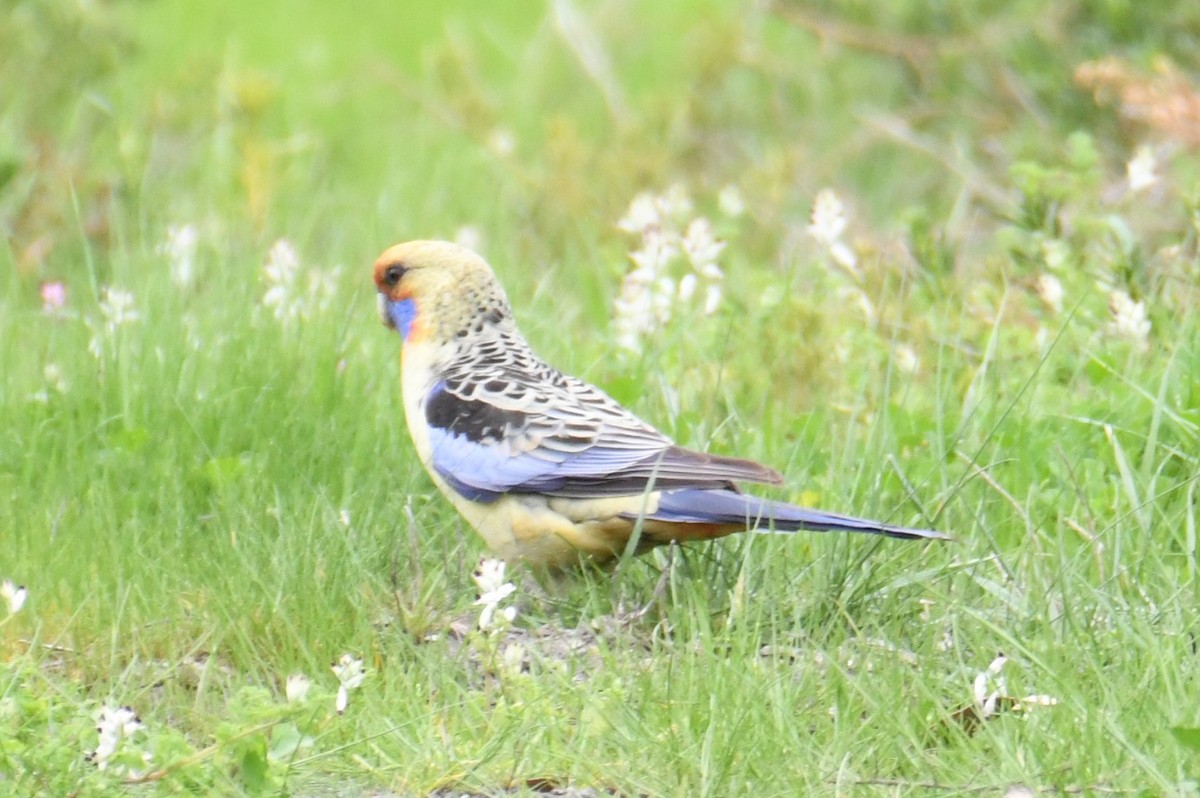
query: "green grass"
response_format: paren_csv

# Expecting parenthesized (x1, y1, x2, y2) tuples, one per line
(3, 0, 1200, 794)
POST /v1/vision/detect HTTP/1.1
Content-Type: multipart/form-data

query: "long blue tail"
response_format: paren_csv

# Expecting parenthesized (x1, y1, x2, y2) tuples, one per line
(642, 488, 948, 541)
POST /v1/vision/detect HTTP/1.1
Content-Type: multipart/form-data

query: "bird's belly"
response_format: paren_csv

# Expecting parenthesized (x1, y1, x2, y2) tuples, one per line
(474, 495, 635, 567)
(423, 489, 647, 567)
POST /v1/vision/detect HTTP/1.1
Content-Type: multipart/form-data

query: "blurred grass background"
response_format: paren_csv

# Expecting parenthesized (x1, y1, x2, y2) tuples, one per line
(2, 0, 1199, 794)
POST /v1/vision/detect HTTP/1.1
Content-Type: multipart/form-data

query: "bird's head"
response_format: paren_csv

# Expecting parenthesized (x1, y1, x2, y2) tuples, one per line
(373, 240, 510, 344)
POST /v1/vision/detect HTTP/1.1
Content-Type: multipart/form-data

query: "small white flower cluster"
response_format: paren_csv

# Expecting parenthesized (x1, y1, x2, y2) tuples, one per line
(892, 343, 920, 375)
(472, 558, 517, 633)
(29, 363, 69, 404)
(1126, 145, 1158, 193)
(454, 225, 486, 254)
(262, 240, 301, 319)
(808, 188, 857, 272)
(261, 239, 340, 323)
(1107, 289, 1151, 346)
(87, 287, 140, 358)
(487, 127, 516, 158)
(99, 288, 140, 328)
(1034, 273, 1065, 314)
(290, 654, 371, 714)
(1032, 144, 1164, 337)
(1031, 238, 1070, 316)
(159, 223, 199, 287)
(717, 184, 745, 217)
(972, 653, 1009, 718)
(612, 185, 728, 352)
(1, 580, 26, 615)
(331, 654, 366, 715)
(972, 653, 1057, 720)
(285, 673, 311, 703)
(89, 705, 151, 775)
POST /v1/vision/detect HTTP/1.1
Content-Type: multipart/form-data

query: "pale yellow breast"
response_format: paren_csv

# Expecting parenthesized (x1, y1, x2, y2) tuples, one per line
(401, 339, 519, 554)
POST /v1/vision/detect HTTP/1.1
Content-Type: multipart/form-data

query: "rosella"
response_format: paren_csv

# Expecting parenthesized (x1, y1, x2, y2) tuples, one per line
(374, 240, 946, 568)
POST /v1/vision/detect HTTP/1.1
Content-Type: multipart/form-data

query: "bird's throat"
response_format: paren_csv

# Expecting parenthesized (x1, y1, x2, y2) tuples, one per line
(386, 297, 419, 341)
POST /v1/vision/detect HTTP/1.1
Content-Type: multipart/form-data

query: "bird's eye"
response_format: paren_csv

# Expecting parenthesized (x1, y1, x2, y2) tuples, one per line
(383, 264, 406, 287)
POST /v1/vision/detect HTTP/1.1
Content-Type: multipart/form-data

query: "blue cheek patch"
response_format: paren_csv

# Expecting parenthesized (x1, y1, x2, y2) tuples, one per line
(387, 298, 418, 340)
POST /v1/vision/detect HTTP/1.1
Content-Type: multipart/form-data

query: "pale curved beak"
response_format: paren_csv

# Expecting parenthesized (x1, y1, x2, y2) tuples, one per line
(377, 293, 395, 329)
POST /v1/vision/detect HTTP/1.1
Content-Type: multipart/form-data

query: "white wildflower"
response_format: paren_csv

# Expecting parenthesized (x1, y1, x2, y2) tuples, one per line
(614, 230, 680, 351)
(331, 654, 366, 714)
(829, 241, 858, 271)
(759, 284, 783, 308)
(628, 229, 678, 274)
(43, 363, 68, 394)
(90, 705, 149, 773)
(613, 187, 731, 348)
(937, 628, 955, 652)
(617, 192, 662, 235)
(472, 559, 511, 597)
(967, 653, 1057, 725)
(1, 581, 26, 614)
(653, 275, 676, 320)
(454, 225, 486, 253)
(613, 291, 654, 352)
(809, 189, 858, 272)
(893, 343, 919, 374)
(717, 184, 745, 217)
(501, 642, 527, 675)
(703, 283, 722, 316)
(613, 321, 646, 352)
(1107, 289, 1150, 345)
(472, 558, 518, 632)
(972, 653, 1008, 718)
(479, 602, 518, 631)
(808, 189, 848, 247)
(285, 673, 311, 703)
(263, 239, 302, 321)
(305, 267, 340, 312)
(472, 558, 516, 608)
(1004, 786, 1037, 798)
(1035, 273, 1064, 313)
(99, 288, 139, 328)
(261, 240, 339, 322)
(30, 363, 68, 403)
(262, 285, 291, 319)
(160, 223, 199, 287)
(264, 239, 300, 286)
(678, 273, 698, 302)
(487, 127, 516, 157)
(658, 183, 693, 222)
(681, 217, 726, 279)
(338, 509, 351, 527)
(87, 287, 139, 358)
(1041, 239, 1070, 270)
(1126, 145, 1158, 193)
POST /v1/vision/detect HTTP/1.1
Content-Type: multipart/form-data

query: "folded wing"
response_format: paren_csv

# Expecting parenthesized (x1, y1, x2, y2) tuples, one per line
(423, 376, 781, 501)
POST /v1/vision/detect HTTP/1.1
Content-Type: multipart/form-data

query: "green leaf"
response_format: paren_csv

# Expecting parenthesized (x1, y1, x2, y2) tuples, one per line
(199, 455, 248, 488)
(238, 741, 271, 793)
(269, 722, 311, 762)
(1171, 727, 1200, 753)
